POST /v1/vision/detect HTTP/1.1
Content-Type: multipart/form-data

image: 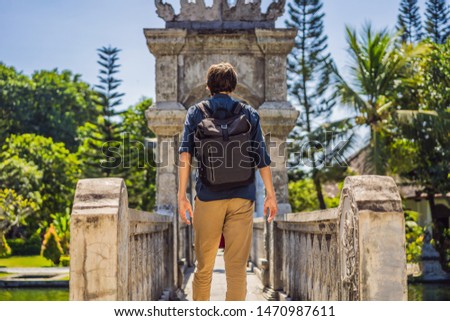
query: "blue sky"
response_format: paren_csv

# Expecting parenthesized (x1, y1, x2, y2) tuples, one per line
(0, 0, 428, 110)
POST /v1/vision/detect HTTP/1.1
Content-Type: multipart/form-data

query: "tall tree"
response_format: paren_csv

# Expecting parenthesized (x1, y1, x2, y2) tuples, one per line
(397, 0, 423, 43)
(0, 133, 80, 236)
(425, 0, 450, 44)
(0, 63, 100, 152)
(77, 46, 126, 178)
(389, 40, 449, 269)
(332, 24, 427, 175)
(285, 0, 341, 209)
(390, 39, 449, 221)
(120, 97, 157, 211)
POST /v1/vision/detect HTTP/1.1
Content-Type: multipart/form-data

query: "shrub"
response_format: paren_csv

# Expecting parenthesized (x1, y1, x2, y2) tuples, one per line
(288, 179, 319, 212)
(8, 234, 41, 256)
(40, 224, 63, 266)
(50, 211, 70, 255)
(289, 178, 343, 212)
(60, 255, 70, 267)
(404, 210, 425, 263)
(0, 234, 12, 258)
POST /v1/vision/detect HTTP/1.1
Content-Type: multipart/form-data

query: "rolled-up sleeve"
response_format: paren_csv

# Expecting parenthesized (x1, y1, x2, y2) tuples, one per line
(249, 109, 272, 168)
(179, 106, 196, 155)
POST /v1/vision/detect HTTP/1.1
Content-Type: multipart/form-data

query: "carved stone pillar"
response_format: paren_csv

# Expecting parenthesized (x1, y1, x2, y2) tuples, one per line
(256, 28, 298, 214)
(255, 28, 299, 299)
(144, 28, 188, 292)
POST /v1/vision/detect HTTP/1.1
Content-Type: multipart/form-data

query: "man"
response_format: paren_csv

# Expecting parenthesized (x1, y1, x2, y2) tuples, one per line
(178, 62, 278, 301)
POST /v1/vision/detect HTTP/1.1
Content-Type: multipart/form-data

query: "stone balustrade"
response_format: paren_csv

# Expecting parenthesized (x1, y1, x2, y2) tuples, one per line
(128, 208, 172, 300)
(69, 178, 174, 300)
(250, 175, 407, 301)
(70, 175, 407, 301)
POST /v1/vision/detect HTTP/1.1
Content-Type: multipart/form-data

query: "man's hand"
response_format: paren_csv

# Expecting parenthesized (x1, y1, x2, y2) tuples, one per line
(178, 195, 193, 225)
(264, 194, 278, 223)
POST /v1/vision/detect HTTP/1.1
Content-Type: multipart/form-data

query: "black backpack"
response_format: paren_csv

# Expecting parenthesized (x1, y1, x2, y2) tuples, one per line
(193, 100, 256, 192)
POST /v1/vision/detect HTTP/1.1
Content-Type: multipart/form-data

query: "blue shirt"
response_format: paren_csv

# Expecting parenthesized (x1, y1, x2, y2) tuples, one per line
(179, 93, 271, 202)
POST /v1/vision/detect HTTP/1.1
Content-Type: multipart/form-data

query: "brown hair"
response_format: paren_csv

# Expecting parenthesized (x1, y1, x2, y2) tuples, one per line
(206, 62, 238, 95)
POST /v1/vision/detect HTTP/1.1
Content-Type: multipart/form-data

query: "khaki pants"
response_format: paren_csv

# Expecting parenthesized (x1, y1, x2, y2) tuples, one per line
(192, 197, 254, 301)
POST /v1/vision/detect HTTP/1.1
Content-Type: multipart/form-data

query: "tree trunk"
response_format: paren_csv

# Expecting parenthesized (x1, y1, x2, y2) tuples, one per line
(313, 169, 326, 210)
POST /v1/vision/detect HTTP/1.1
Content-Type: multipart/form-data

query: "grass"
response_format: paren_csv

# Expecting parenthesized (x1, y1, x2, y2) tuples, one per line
(0, 272, 11, 278)
(56, 274, 70, 281)
(0, 255, 54, 268)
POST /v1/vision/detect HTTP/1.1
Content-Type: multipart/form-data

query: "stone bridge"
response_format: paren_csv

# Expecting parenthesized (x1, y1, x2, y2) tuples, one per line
(68, 0, 407, 301)
(69, 175, 407, 301)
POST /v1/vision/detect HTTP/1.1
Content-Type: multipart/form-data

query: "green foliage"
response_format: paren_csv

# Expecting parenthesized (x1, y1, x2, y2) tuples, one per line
(0, 134, 80, 235)
(0, 156, 43, 202)
(77, 46, 127, 178)
(7, 234, 41, 256)
(0, 134, 80, 234)
(332, 24, 427, 175)
(390, 40, 450, 197)
(425, 0, 449, 44)
(0, 63, 101, 152)
(324, 192, 341, 208)
(285, 0, 346, 209)
(404, 210, 426, 263)
(289, 179, 319, 212)
(120, 97, 156, 211)
(0, 188, 39, 237)
(288, 178, 342, 212)
(0, 234, 12, 258)
(397, 0, 423, 43)
(40, 224, 63, 266)
(50, 210, 70, 255)
(60, 255, 70, 267)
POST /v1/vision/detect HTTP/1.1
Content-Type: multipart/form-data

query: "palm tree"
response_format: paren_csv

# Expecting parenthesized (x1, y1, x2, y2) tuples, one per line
(332, 24, 427, 174)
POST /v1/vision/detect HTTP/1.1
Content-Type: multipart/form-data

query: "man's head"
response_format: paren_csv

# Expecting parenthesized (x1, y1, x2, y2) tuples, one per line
(206, 62, 238, 95)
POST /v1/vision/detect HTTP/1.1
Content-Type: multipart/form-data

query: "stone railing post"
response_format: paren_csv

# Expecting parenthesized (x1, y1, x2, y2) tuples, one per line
(337, 175, 407, 300)
(271, 175, 407, 301)
(144, 28, 188, 292)
(255, 29, 299, 299)
(70, 178, 129, 300)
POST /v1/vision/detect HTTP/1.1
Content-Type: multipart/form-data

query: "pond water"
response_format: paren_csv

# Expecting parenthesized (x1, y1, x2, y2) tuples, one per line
(0, 284, 449, 301)
(408, 283, 450, 301)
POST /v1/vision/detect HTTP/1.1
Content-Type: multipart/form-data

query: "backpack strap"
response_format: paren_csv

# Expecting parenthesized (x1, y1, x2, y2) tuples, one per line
(232, 101, 245, 115)
(197, 101, 213, 118)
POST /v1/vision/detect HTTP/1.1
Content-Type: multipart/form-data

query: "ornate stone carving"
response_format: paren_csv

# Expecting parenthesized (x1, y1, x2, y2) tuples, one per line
(273, 170, 289, 204)
(339, 198, 360, 301)
(155, 0, 175, 21)
(155, 0, 285, 26)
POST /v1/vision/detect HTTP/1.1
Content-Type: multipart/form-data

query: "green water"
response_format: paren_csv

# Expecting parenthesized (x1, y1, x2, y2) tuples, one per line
(0, 284, 448, 301)
(408, 283, 450, 301)
(0, 288, 69, 301)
